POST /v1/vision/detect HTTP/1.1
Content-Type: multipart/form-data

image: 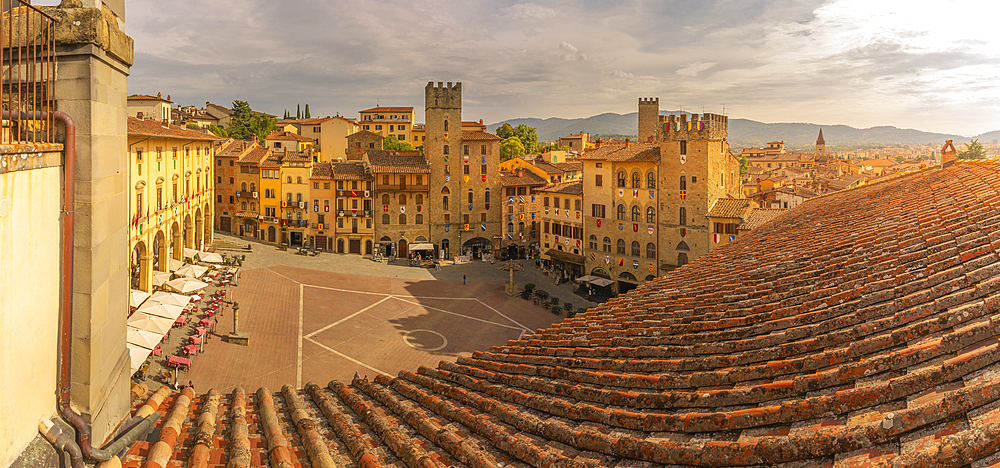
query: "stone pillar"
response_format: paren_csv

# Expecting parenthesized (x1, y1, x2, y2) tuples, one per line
(138, 251, 152, 292)
(172, 230, 182, 260)
(48, 3, 134, 445)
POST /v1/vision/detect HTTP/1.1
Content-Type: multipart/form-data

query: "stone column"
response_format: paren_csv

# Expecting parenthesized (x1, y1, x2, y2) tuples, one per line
(138, 251, 152, 293)
(49, 2, 134, 445)
(172, 230, 182, 260)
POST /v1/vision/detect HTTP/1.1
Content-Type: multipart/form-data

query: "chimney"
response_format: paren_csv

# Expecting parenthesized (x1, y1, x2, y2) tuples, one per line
(625, 138, 630, 148)
(595, 138, 602, 149)
(137, 112, 143, 119)
(157, 92, 161, 98)
(479, 119, 483, 125)
(166, 94, 170, 102)
(941, 140, 957, 168)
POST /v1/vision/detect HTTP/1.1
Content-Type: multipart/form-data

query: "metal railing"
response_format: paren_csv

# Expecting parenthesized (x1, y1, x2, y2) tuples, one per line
(1, 0, 57, 144)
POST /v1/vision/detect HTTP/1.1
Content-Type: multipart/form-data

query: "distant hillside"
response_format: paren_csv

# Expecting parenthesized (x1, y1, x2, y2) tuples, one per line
(488, 112, 970, 149)
(975, 130, 1000, 142)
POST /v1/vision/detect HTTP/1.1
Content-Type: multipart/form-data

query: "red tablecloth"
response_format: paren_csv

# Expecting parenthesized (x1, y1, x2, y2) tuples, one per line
(199, 319, 213, 328)
(196, 326, 207, 336)
(174, 316, 187, 326)
(167, 356, 191, 369)
(189, 335, 202, 345)
(184, 344, 199, 355)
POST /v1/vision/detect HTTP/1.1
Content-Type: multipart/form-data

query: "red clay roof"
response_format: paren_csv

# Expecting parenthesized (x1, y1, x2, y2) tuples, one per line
(578, 142, 660, 162)
(461, 130, 500, 141)
(128, 94, 172, 103)
(122, 162, 1000, 468)
(498, 169, 547, 187)
(266, 131, 314, 142)
(363, 150, 430, 174)
(359, 106, 414, 113)
(538, 180, 583, 195)
(127, 117, 219, 141)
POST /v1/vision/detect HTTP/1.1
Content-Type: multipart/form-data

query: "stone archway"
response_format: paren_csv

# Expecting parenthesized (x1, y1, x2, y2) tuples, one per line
(154, 230, 168, 272)
(131, 240, 152, 292)
(203, 203, 213, 245)
(171, 221, 182, 260)
(195, 207, 203, 250)
(184, 214, 193, 249)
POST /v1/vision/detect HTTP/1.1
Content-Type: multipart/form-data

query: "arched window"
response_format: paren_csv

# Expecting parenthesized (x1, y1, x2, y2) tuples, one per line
(399, 214, 407, 224)
(507, 222, 514, 233)
(250, 202, 256, 211)
(646, 242, 656, 258)
(518, 222, 525, 232)
(249, 183, 256, 192)
(603, 237, 611, 252)
(631, 205, 641, 222)
(468, 190, 473, 204)
(443, 120, 449, 132)
(287, 176, 292, 184)
(241, 202, 247, 210)
(382, 194, 390, 205)
(647, 172, 656, 189)
(442, 196, 449, 211)
(680, 176, 687, 190)
(617, 239, 626, 254)
(297, 176, 302, 184)
(631, 241, 640, 257)
(616, 204, 625, 220)
(676, 241, 690, 251)
(484, 189, 490, 204)
(617, 171, 626, 187)
(679, 207, 687, 226)
(415, 214, 423, 224)
(399, 194, 407, 204)
(631, 172, 640, 188)
(382, 214, 390, 224)
(441, 186, 450, 194)
(241, 182, 247, 191)
(588, 234, 598, 250)
(647, 206, 656, 223)
(415, 194, 423, 205)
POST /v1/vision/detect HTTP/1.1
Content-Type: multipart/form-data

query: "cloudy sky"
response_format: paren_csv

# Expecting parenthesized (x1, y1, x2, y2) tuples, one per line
(73, 1, 1000, 135)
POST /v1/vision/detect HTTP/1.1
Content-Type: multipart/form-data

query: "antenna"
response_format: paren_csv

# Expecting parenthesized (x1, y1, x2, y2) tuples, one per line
(721, 103, 727, 116)
(376, 98, 380, 107)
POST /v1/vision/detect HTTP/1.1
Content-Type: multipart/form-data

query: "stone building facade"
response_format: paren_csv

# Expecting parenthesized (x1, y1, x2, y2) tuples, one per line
(330, 162, 375, 255)
(538, 180, 586, 276)
(637, 97, 659, 143)
(346, 129, 384, 161)
(366, 150, 431, 257)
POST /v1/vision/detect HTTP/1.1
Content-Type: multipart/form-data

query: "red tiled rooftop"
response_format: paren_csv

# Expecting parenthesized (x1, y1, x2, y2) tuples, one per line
(123, 162, 1000, 467)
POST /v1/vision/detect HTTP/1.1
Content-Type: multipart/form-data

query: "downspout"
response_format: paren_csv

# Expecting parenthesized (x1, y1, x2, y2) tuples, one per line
(8, 110, 157, 465)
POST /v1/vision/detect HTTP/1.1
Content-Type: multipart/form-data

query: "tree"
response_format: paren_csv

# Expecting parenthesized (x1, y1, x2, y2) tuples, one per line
(739, 154, 749, 177)
(208, 125, 228, 138)
(283, 109, 289, 120)
(540, 143, 569, 153)
(227, 100, 276, 142)
(296, 104, 301, 119)
(500, 136, 525, 162)
(383, 135, 416, 151)
(513, 124, 540, 154)
(304, 104, 311, 119)
(497, 123, 514, 140)
(958, 139, 986, 160)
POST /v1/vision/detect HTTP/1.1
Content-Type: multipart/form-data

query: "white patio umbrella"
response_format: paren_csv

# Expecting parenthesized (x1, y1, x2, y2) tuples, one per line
(175, 264, 209, 279)
(152, 271, 172, 287)
(182, 248, 200, 259)
(574, 275, 600, 283)
(200, 251, 224, 263)
(127, 344, 153, 375)
(126, 312, 173, 335)
(590, 278, 615, 287)
(126, 326, 162, 349)
(129, 289, 151, 308)
(169, 259, 184, 271)
(165, 277, 209, 294)
(136, 302, 184, 321)
(148, 291, 191, 307)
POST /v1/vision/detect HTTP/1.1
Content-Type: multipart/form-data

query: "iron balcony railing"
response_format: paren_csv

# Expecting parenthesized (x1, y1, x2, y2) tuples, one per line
(2, 0, 58, 144)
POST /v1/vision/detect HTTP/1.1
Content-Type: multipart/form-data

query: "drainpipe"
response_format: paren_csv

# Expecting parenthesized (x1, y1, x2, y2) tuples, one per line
(6, 111, 157, 464)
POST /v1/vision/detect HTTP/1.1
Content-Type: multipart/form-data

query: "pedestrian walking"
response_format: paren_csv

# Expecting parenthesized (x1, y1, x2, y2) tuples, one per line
(463, 274, 466, 285)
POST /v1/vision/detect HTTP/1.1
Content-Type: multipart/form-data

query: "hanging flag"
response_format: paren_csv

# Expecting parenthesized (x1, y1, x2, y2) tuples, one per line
(352, 210, 357, 216)
(485, 203, 489, 209)
(400, 206, 405, 213)
(605, 255, 610, 264)
(618, 258, 624, 267)
(508, 214, 513, 221)
(445, 176, 450, 183)
(576, 212, 581, 219)
(351, 190, 357, 197)
(633, 223, 638, 232)
(531, 212, 536, 220)
(714, 233, 720, 244)
(519, 196, 524, 203)
(649, 190, 655, 199)
(464, 176, 469, 183)
(463, 224, 469, 231)
(464, 155, 469, 163)
(324, 205, 329, 212)
(576, 239, 580, 247)
(555, 208, 559, 215)
(596, 219, 601, 228)
(314, 205, 319, 212)
(468, 204, 473, 211)
(544, 207, 549, 215)
(507, 233, 513, 240)
(648, 263, 654, 272)
(590, 252, 596, 261)
(555, 236, 559, 243)
(633, 189, 638, 198)
(729, 235, 736, 242)
(618, 188, 624, 197)
(509, 196, 514, 204)
(364, 190, 370, 197)
(481, 224, 486, 231)
(681, 228, 686, 237)
(481, 175, 486, 182)
(417, 205, 422, 212)
(519, 214, 524, 220)
(445, 225, 450, 232)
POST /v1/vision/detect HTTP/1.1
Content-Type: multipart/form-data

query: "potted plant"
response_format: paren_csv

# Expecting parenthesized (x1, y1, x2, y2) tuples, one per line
(524, 283, 536, 294)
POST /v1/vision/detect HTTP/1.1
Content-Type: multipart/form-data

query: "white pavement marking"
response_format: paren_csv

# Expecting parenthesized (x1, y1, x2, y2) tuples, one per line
(392, 297, 525, 330)
(297, 283, 304, 388)
(475, 298, 532, 332)
(304, 336, 390, 377)
(402, 329, 448, 352)
(305, 295, 394, 338)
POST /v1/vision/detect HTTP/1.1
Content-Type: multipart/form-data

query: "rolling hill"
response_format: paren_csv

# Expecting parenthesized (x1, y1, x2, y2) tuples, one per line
(487, 112, 983, 149)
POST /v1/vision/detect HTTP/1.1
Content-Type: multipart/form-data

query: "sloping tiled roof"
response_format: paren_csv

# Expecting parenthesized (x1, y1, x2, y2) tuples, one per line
(123, 162, 1000, 467)
(236, 147, 270, 165)
(359, 106, 414, 113)
(364, 150, 430, 174)
(310, 162, 333, 180)
(127, 117, 220, 141)
(538, 180, 583, 195)
(552, 161, 583, 172)
(259, 156, 281, 169)
(461, 130, 501, 141)
(331, 162, 373, 180)
(578, 142, 660, 162)
(738, 207, 786, 230)
(266, 131, 314, 142)
(128, 94, 172, 103)
(706, 197, 754, 218)
(498, 170, 547, 187)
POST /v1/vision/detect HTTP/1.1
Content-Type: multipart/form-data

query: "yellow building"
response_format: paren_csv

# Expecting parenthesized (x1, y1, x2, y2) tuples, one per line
(537, 180, 586, 276)
(279, 151, 314, 246)
(127, 93, 173, 123)
(127, 116, 218, 292)
(411, 123, 425, 146)
(290, 116, 358, 162)
(259, 155, 282, 243)
(358, 106, 415, 143)
(265, 130, 315, 155)
(234, 146, 269, 239)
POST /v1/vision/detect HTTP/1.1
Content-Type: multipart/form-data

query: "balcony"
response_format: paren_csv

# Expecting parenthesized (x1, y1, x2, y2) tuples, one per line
(375, 184, 429, 192)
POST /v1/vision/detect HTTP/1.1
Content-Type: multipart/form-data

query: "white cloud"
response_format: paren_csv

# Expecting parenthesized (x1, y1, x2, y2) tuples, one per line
(676, 62, 716, 77)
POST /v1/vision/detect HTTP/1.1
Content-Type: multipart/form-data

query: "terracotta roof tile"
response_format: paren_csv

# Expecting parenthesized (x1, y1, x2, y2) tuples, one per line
(127, 117, 220, 141)
(578, 142, 660, 162)
(461, 130, 501, 141)
(331, 162, 373, 180)
(123, 161, 1000, 468)
(538, 180, 583, 195)
(236, 147, 270, 164)
(359, 106, 414, 113)
(310, 162, 333, 180)
(364, 150, 430, 174)
(498, 170, 547, 187)
(266, 130, 314, 142)
(706, 198, 754, 219)
(739, 208, 787, 230)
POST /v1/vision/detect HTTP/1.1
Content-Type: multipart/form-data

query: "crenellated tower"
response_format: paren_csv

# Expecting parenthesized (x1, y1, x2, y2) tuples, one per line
(637, 97, 659, 143)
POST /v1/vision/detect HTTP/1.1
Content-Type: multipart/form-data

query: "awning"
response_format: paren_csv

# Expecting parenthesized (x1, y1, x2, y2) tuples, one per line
(130, 289, 150, 309)
(175, 264, 209, 279)
(182, 248, 199, 259)
(127, 344, 152, 375)
(152, 271, 172, 287)
(575, 275, 600, 283)
(590, 278, 615, 287)
(148, 291, 192, 308)
(135, 302, 184, 321)
(169, 259, 184, 271)
(126, 326, 162, 350)
(200, 251, 224, 263)
(544, 249, 585, 265)
(409, 243, 435, 251)
(126, 312, 173, 335)
(164, 278, 209, 294)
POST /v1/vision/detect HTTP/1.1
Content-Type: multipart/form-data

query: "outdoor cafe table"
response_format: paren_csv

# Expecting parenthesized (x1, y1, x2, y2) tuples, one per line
(189, 335, 202, 345)
(174, 316, 187, 327)
(183, 344, 199, 355)
(195, 326, 207, 336)
(199, 318, 213, 328)
(167, 355, 191, 370)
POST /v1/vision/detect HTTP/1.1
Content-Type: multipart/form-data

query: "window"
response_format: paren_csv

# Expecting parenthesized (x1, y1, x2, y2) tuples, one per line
(297, 176, 302, 184)
(481, 164, 487, 175)
(481, 213, 487, 223)
(216, 194, 221, 203)
(647, 172, 656, 189)
(399, 194, 407, 204)
(617, 171, 626, 187)
(250, 202, 256, 211)
(444, 145, 449, 155)
(135, 148, 143, 163)
(481, 145, 487, 155)
(631, 241, 640, 257)
(383, 175, 389, 185)
(631, 205, 641, 221)
(464, 145, 470, 155)
(382, 214, 390, 224)
(415, 214, 423, 224)
(647, 206, 656, 223)
(287, 176, 292, 183)
(443, 120, 449, 132)
(241, 202, 247, 210)
(617, 239, 626, 254)
(229, 177, 234, 184)
(415, 194, 423, 205)
(592, 204, 605, 218)
(554, 197, 560, 209)
(507, 222, 515, 233)
(399, 214, 406, 224)
(617, 204, 625, 220)
(589, 235, 598, 250)
(564, 199, 569, 210)
(676, 241, 690, 251)
(575, 199, 581, 211)
(382, 194, 390, 205)
(463, 214, 470, 224)
(692, 176, 697, 184)
(375, 125, 382, 130)
(544, 197, 550, 207)
(516, 187, 526, 195)
(680, 176, 687, 190)
(680, 140, 687, 155)
(518, 222, 524, 232)
(217, 176, 222, 184)
(467, 191, 473, 204)
(229, 196, 234, 203)
(443, 196, 449, 211)
(632, 172, 640, 188)
(313, 182, 319, 189)
(445, 165, 450, 175)
(679, 207, 687, 225)
(603, 237, 611, 252)
(544, 221, 549, 234)
(287, 192, 293, 202)
(324, 182, 330, 189)
(464, 165, 469, 175)
(647, 243, 656, 259)
(250, 183, 256, 192)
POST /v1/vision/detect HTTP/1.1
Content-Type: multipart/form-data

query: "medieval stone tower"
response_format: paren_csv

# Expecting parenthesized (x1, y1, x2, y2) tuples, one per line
(815, 128, 827, 162)
(656, 113, 735, 268)
(425, 81, 502, 257)
(637, 97, 659, 143)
